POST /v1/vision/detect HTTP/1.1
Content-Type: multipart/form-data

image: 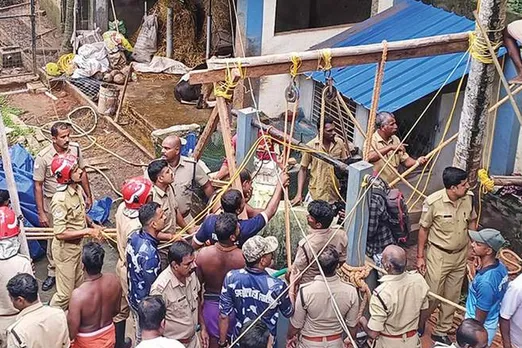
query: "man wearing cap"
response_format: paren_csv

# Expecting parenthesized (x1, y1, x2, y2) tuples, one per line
(219, 235, 293, 347)
(465, 229, 509, 346)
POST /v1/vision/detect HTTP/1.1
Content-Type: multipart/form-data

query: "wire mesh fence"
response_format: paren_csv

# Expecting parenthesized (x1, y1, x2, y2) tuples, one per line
(0, 0, 36, 79)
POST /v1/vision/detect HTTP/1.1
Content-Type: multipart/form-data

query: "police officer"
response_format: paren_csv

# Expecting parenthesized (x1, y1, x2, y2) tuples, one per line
(33, 121, 93, 291)
(114, 177, 153, 348)
(0, 207, 32, 348)
(287, 245, 358, 348)
(160, 135, 214, 220)
(6, 273, 69, 348)
(48, 154, 102, 310)
(360, 245, 430, 348)
(416, 166, 476, 345)
(150, 241, 207, 348)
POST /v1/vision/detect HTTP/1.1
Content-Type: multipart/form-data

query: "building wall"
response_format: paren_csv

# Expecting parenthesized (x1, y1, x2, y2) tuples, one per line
(40, 0, 63, 30)
(257, 0, 394, 117)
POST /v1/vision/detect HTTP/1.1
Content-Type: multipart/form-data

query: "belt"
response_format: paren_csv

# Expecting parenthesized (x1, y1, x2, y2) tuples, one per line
(430, 242, 466, 254)
(178, 335, 195, 344)
(302, 333, 342, 342)
(380, 330, 417, 339)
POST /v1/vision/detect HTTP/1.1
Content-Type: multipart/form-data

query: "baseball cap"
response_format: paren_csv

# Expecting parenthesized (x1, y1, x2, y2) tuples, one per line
(242, 235, 279, 262)
(469, 228, 506, 252)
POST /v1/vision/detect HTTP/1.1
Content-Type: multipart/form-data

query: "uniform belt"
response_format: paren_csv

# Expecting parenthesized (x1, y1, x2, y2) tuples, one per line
(430, 242, 466, 254)
(301, 333, 342, 342)
(380, 330, 417, 339)
(178, 335, 195, 344)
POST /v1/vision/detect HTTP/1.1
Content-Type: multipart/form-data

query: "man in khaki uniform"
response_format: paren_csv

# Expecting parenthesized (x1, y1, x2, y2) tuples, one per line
(290, 201, 347, 298)
(416, 166, 476, 345)
(114, 177, 153, 347)
(160, 135, 214, 220)
(292, 116, 352, 204)
(6, 273, 70, 348)
(150, 241, 208, 348)
(287, 245, 358, 348)
(33, 121, 93, 291)
(0, 206, 33, 348)
(367, 112, 427, 184)
(48, 154, 101, 311)
(360, 245, 430, 348)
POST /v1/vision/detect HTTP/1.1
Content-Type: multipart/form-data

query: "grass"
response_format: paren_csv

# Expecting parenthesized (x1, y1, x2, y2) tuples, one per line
(0, 96, 34, 139)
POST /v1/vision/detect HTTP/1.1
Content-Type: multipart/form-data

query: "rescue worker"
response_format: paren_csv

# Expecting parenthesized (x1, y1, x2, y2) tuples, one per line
(6, 273, 70, 348)
(416, 166, 476, 345)
(48, 154, 102, 310)
(33, 121, 93, 291)
(292, 116, 352, 205)
(367, 112, 427, 184)
(160, 135, 214, 220)
(150, 241, 208, 348)
(0, 206, 33, 348)
(114, 176, 153, 347)
(359, 245, 430, 348)
(287, 245, 359, 348)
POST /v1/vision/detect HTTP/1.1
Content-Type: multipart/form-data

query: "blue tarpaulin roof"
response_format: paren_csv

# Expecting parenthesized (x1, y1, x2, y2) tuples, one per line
(310, 0, 476, 112)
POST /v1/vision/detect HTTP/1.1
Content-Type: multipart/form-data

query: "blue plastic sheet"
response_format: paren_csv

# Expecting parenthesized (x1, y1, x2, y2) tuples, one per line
(0, 144, 113, 260)
(181, 132, 198, 156)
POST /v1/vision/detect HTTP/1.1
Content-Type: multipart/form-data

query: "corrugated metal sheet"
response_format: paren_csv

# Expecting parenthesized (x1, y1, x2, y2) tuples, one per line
(310, 0, 476, 112)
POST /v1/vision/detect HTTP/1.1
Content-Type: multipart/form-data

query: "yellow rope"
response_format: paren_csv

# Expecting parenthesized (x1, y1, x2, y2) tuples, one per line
(318, 49, 332, 72)
(468, 30, 502, 65)
(289, 53, 302, 79)
(213, 62, 246, 100)
(57, 53, 75, 76)
(476, 168, 494, 228)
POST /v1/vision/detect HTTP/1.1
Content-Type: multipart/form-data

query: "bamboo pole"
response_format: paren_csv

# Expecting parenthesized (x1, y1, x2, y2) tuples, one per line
(114, 63, 133, 124)
(488, 84, 522, 113)
(189, 32, 471, 84)
(389, 133, 459, 187)
(0, 110, 29, 256)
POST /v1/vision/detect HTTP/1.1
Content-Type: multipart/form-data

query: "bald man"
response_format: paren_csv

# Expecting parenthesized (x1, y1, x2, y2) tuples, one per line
(160, 135, 214, 220)
(360, 245, 430, 348)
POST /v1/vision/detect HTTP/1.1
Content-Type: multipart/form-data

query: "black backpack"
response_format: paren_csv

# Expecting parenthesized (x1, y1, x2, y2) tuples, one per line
(372, 188, 411, 244)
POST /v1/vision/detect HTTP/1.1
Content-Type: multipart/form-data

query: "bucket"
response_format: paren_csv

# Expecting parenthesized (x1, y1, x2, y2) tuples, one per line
(98, 83, 120, 116)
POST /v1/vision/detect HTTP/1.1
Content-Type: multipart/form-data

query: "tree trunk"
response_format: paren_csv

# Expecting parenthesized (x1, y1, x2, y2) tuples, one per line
(60, 0, 74, 54)
(453, 0, 507, 185)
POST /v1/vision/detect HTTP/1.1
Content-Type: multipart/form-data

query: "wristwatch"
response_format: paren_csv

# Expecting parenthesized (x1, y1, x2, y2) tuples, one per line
(217, 339, 229, 348)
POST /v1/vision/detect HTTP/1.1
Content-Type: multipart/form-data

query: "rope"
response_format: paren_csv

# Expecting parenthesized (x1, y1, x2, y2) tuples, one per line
(213, 62, 245, 100)
(338, 263, 372, 319)
(469, 30, 502, 65)
(363, 40, 388, 160)
(289, 53, 302, 79)
(476, 168, 495, 228)
(57, 53, 75, 76)
(318, 49, 332, 72)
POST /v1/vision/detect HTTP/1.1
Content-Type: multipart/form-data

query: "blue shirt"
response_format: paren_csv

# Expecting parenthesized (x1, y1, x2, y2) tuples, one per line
(465, 260, 509, 344)
(193, 213, 267, 247)
(126, 229, 161, 311)
(219, 267, 293, 339)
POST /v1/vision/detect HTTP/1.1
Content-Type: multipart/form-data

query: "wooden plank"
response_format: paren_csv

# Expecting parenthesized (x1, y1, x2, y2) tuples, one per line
(189, 32, 470, 84)
(103, 116, 155, 160)
(193, 106, 219, 161)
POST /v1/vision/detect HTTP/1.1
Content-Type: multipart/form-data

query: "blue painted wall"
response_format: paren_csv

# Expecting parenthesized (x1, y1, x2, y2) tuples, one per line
(236, 0, 263, 57)
(490, 59, 522, 175)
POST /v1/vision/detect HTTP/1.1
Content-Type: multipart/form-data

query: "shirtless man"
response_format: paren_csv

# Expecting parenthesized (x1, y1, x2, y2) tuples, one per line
(195, 213, 245, 348)
(68, 242, 123, 348)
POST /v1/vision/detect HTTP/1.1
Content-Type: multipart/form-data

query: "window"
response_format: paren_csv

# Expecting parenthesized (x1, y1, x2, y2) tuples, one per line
(275, 0, 373, 33)
(311, 81, 356, 144)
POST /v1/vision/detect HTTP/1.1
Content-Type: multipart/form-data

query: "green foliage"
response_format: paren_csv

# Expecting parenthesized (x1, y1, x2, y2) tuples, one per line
(0, 97, 34, 140)
(509, 0, 522, 15)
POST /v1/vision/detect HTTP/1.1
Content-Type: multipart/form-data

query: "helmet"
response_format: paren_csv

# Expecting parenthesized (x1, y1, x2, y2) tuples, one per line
(0, 206, 19, 239)
(121, 177, 153, 210)
(51, 154, 78, 184)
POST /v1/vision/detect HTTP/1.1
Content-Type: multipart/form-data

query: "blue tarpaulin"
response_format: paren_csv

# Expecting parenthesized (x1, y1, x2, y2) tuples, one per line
(0, 144, 113, 260)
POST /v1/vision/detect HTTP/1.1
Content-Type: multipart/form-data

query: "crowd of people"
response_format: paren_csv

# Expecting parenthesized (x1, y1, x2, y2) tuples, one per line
(0, 115, 520, 348)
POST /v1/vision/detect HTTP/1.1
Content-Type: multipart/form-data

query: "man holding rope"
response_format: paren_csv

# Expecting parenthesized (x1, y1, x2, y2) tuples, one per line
(33, 121, 93, 292)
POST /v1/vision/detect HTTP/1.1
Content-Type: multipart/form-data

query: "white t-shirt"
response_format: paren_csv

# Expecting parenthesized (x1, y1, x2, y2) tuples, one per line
(136, 336, 185, 348)
(501, 274, 522, 348)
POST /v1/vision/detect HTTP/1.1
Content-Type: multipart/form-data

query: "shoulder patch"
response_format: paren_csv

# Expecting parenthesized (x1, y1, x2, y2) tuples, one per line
(36, 144, 53, 157)
(182, 156, 196, 164)
(425, 191, 443, 205)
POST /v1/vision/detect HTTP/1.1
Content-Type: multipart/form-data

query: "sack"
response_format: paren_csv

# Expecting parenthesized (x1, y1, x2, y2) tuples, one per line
(131, 14, 158, 63)
(373, 188, 410, 244)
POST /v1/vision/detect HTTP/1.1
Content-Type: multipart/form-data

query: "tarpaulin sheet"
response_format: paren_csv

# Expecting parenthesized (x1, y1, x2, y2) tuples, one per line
(0, 144, 113, 260)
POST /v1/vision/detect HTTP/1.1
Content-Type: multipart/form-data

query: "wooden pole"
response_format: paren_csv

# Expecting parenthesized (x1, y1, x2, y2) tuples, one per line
(188, 32, 471, 84)
(389, 133, 459, 187)
(453, 0, 507, 185)
(193, 107, 219, 161)
(114, 62, 133, 124)
(0, 110, 29, 256)
(488, 84, 522, 113)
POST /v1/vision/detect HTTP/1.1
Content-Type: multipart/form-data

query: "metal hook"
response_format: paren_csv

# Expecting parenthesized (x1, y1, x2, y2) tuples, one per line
(285, 79, 299, 103)
(325, 77, 336, 102)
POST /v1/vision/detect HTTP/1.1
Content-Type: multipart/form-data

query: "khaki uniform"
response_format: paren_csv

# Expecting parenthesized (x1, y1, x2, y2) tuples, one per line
(171, 156, 209, 218)
(419, 189, 475, 336)
(150, 268, 201, 348)
(370, 132, 410, 184)
(300, 136, 349, 203)
(33, 142, 84, 277)
(291, 275, 359, 348)
(293, 227, 347, 285)
(367, 272, 430, 348)
(152, 185, 179, 269)
(0, 254, 32, 348)
(6, 302, 70, 348)
(114, 202, 141, 323)
(49, 185, 87, 311)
